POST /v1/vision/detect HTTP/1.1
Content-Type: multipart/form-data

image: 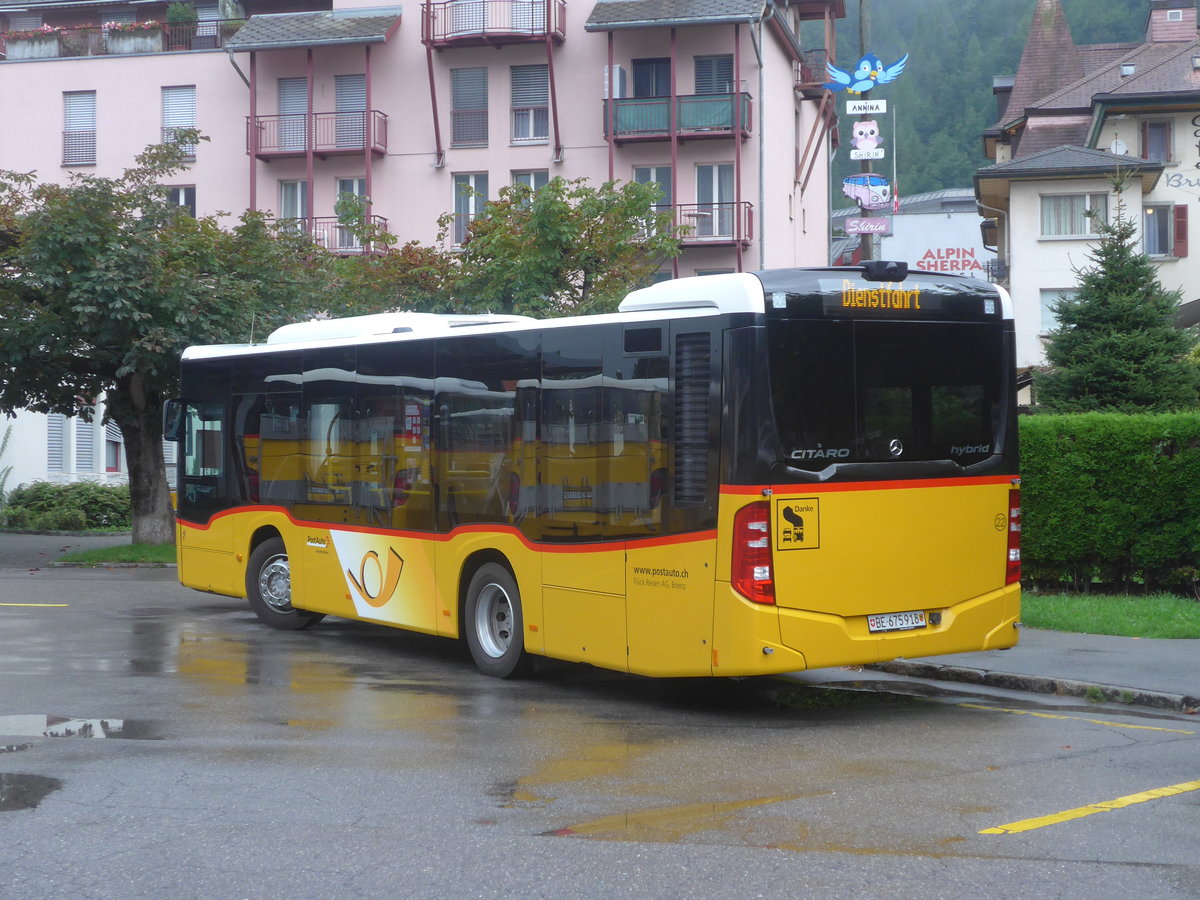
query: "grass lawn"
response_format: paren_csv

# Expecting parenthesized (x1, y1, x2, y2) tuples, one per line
(1022, 591, 1200, 639)
(58, 542, 176, 566)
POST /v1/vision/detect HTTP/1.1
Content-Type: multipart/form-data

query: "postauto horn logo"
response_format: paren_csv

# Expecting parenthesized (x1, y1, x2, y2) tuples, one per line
(329, 532, 405, 617)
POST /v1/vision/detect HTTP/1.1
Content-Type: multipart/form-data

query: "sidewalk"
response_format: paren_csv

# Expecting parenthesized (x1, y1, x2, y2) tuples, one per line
(872, 628, 1200, 714)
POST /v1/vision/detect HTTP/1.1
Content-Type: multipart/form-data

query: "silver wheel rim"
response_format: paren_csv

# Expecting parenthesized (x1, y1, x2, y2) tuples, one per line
(474, 582, 513, 659)
(257, 554, 292, 612)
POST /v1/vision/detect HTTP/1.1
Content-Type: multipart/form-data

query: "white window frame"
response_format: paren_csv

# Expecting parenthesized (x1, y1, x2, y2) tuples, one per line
(451, 67, 488, 147)
(1143, 203, 1174, 257)
(63, 91, 97, 166)
(1039, 192, 1108, 238)
(1039, 288, 1077, 335)
(510, 64, 549, 143)
(162, 85, 197, 158)
(453, 172, 488, 245)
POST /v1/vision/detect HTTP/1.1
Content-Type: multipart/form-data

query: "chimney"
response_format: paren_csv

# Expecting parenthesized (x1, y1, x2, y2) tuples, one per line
(1146, 0, 1197, 42)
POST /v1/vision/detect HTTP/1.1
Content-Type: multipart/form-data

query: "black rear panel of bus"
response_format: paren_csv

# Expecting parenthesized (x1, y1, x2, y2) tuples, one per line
(722, 268, 1018, 486)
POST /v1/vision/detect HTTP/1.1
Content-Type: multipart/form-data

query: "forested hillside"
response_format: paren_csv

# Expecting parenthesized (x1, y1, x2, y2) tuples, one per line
(810, 0, 1149, 197)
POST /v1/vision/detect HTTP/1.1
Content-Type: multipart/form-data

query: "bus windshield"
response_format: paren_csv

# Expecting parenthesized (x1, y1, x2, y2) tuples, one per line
(767, 318, 1006, 471)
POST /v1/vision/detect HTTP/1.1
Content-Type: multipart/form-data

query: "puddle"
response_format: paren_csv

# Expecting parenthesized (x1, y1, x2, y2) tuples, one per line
(0, 715, 161, 740)
(0, 773, 63, 811)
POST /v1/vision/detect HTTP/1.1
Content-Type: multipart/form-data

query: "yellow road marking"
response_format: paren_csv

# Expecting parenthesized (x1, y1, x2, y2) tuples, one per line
(958, 703, 1196, 735)
(981, 779, 1200, 834)
(0, 602, 70, 607)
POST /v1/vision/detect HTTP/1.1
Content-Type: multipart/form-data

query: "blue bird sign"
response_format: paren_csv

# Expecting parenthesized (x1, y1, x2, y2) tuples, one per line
(824, 52, 908, 94)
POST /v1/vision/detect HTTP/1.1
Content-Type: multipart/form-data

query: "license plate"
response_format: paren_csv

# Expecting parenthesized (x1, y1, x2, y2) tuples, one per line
(867, 610, 927, 633)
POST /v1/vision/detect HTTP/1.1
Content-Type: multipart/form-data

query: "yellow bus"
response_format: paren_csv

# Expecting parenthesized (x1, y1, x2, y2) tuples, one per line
(168, 264, 1021, 678)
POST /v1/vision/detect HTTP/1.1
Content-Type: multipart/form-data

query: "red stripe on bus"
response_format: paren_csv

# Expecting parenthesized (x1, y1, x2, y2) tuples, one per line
(177, 508, 715, 552)
(720, 474, 1016, 496)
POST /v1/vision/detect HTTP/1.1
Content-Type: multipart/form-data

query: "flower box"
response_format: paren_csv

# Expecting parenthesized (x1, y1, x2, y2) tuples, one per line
(106, 28, 164, 55)
(6, 34, 61, 59)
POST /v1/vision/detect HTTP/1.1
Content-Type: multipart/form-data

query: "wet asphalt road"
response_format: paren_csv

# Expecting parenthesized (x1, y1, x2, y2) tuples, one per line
(1, 552, 1198, 898)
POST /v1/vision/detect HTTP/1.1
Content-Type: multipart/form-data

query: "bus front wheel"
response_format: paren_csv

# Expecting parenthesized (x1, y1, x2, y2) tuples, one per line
(464, 563, 527, 678)
(245, 537, 325, 631)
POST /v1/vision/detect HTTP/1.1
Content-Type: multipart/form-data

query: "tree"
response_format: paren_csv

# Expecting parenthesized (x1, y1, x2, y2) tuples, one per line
(1036, 180, 1199, 413)
(449, 177, 681, 315)
(0, 134, 329, 543)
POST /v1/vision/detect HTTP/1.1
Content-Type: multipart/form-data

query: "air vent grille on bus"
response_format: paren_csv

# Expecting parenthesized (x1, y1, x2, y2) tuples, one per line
(673, 332, 710, 507)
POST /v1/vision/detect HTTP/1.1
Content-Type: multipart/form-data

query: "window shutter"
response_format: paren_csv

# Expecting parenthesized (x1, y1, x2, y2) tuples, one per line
(9, 13, 42, 28)
(47, 414, 66, 472)
(452, 68, 488, 111)
(1174, 204, 1189, 258)
(76, 417, 95, 473)
(511, 65, 548, 107)
(63, 92, 97, 165)
(162, 86, 196, 128)
(695, 55, 734, 94)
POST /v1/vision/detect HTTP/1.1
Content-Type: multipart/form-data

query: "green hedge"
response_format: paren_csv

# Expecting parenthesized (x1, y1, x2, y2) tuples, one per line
(0, 481, 131, 531)
(1020, 413, 1200, 592)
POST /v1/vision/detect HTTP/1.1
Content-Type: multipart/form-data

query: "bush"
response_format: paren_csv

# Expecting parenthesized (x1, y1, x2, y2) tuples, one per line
(1021, 413, 1200, 593)
(2, 481, 131, 531)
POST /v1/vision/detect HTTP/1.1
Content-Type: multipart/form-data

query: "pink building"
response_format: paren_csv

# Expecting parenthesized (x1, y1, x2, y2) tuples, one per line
(0, 0, 844, 281)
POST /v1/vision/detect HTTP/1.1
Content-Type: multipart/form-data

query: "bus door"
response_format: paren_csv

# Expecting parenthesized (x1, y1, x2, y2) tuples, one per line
(538, 328, 627, 669)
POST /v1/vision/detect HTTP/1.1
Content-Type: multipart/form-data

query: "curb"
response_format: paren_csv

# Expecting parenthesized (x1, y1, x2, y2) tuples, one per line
(870, 660, 1199, 714)
(47, 562, 176, 569)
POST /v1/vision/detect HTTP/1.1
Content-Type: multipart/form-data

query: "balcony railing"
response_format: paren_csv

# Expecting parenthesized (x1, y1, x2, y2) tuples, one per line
(422, 0, 566, 47)
(603, 93, 753, 142)
(0, 19, 246, 60)
(985, 258, 1009, 283)
(676, 202, 754, 246)
(795, 48, 829, 97)
(275, 216, 391, 254)
(248, 111, 388, 158)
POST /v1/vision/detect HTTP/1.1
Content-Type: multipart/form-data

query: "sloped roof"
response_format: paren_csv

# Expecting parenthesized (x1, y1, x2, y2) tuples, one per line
(225, 7, 402, 51)
(585, 0, 767, 30)
(978, 144, 1161, 177)
(1031, 39, 1200, 111)
(999, 0, 1082, 126)
(1013, 117, 1092, 156)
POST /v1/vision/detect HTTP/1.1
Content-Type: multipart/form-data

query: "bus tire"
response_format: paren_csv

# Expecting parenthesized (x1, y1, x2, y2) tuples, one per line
(464, 563, 527, 678)
(245, 537, 324, 631)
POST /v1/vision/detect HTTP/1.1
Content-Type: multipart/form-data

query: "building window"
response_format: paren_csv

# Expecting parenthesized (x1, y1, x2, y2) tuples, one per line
(47, 413, 66, 472)
(1142, 120, 1172, 163)
(167, 186, 196, 216)
(105, 422, 123, 473)
(1039, 288, 1076, 334)
(694, 55, 734, 94)
(633, 166, 673, 209)
(632, 58, 670, 98)
(1144, 203, 1188, 257)
(63, 91, 97, 166)
(75, 412, 95, 473)
(453, 172, 488, 244)
(451, 67, 488, 146)
(335, 74, 367, 149)
(510, 64, 548, 143)
(162, 85, 197, 158)
(278, 180, 308, 230)
(513, 170, 550, 191)
(1040, 193, 1108, 237)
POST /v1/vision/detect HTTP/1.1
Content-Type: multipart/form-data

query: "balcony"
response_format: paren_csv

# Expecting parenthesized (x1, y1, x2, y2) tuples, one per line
(0, 19, 246, 60)
(603, 93, 752, 143)
(985, 258, 1009, 283)
(422, 0, 566, 48)
(248, 111, 388, 160)
(639, 203, 753, 247)
(275, 216, 391, 255)
(795, 48, 830, 99)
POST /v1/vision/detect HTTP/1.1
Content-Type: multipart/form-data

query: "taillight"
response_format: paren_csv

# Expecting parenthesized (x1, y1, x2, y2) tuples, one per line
(1006, 488, 1021, 585)
(732, 501, 775, 604)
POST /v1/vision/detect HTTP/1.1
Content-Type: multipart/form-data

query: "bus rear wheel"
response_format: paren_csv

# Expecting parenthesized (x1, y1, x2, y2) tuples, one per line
(464, 563, 527, 678)
(245, 537, 324, 631)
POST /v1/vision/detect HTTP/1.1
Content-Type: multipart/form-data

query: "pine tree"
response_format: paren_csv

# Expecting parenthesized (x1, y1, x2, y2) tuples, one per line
(1036, 184, 1200, 413)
